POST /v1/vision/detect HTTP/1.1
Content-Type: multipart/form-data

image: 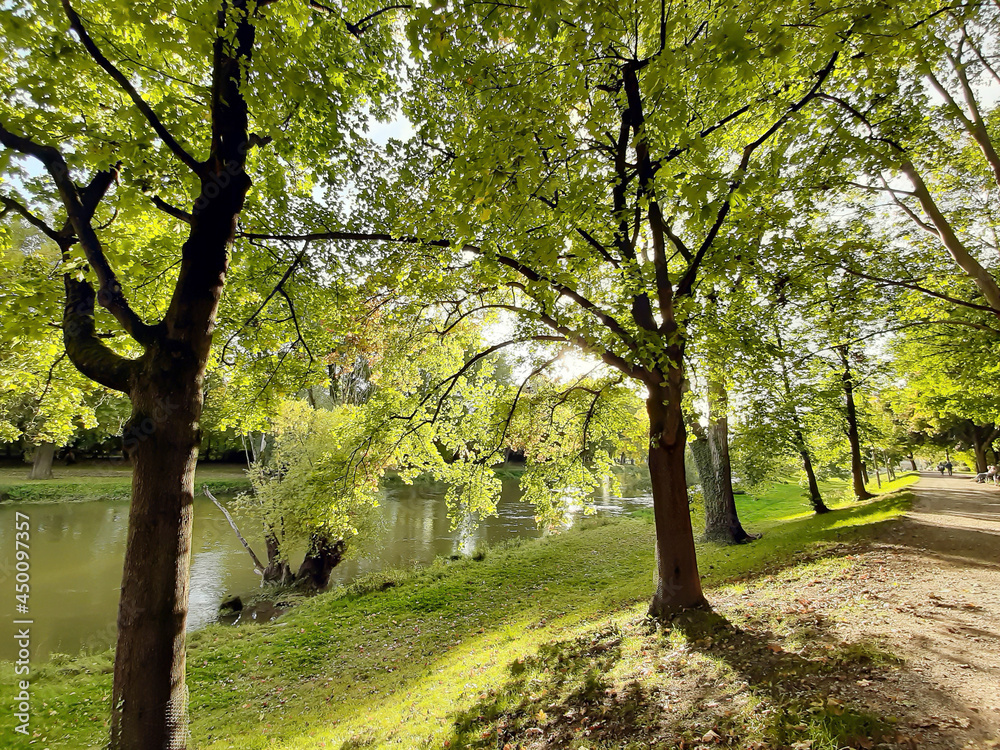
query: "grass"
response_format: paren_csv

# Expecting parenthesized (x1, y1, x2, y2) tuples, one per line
(0, 474, 918, 749)
(0, 462, 250, 502)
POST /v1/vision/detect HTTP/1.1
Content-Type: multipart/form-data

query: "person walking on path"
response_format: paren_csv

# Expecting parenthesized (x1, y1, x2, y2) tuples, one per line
(945, 460, 953, 476)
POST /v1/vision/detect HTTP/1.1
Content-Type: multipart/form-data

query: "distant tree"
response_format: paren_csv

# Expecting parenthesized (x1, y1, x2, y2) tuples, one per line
(816, 2, 1000, 327)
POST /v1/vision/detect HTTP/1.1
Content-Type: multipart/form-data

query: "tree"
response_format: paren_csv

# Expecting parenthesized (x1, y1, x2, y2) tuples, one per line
(0, 1, 398, 746)
(687, 380, 756, 542)
(0, 220, 115, 476)
(376, 0, 870, 616)
(816, 2, 1000, 327)
(890, 322, 999, 472)
(734, 319, 833, 513)
(240, 399, 383, 588)
(685, 286, 758, 542)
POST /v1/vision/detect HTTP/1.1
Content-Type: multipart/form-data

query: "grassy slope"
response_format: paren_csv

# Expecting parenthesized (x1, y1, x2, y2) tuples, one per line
(0, 462, 250, 502)
(0, 473, 919, 749)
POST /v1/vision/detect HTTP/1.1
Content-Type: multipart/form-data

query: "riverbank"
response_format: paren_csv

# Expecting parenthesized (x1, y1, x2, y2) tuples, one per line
(0, 462, 250, 503)
(0, 461, 655, 504)
(0, 474, 924, 749)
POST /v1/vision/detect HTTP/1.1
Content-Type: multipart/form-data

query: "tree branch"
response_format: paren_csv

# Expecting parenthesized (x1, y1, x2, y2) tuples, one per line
(62, 0, 204, 174)
(203, 485, 264, 573)
(63, 277, 133, 393)
(837, 263, 1000, 314)
(151, 195, 194, 224)
(241, 228, 642, 357)
(676, 49, 842, 298)
(0, 123, 158, 345)
(220, 244, 309, 366)
(0, 195, 61, 241)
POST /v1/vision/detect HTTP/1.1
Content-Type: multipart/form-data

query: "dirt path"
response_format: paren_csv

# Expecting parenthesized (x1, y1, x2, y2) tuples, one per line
(853, 472, 1000, 747)
(708, 472, 1000, 749)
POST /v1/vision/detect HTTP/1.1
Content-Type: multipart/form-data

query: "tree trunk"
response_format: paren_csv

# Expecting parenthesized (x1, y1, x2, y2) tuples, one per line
(884, 452, 895, 481)
(28, 442, 56, 480)
(110, 371, 203, 750)
(694, 380, 754, 544)
(795, 429, 829, 513)
(840, 348, 874, 501)
(295, 535, 346, 590)
(972, 434, 988, 474)
(646, 385, 708, 619)
(776, 331, 827, 514)
(23, 4, 255, 744)
(262, 530, 292, 585)
(909, 452, 917, 471)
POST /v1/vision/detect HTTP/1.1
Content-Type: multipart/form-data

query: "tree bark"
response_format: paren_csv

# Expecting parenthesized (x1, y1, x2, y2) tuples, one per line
(295, 535, 346, 590)
(105, 8, 256, 747)
(692, 380, 755, 544)
(909, 452, 917, 471)
(972, 433, 988, 474)
(28, 442, 55, 480)
(262, 530, 292, 585)
(110, 370, 202, 750)
(646, 384, 708, 619)
(839, 347, 874, 501)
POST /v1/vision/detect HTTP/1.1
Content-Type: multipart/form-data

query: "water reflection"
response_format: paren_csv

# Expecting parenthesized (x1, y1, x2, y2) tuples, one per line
(0, 474, 652, 661)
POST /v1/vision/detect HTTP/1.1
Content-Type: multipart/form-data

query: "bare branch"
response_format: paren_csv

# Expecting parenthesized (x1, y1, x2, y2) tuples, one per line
(204, 485, 264, 573)
(0, 195, 61, 241)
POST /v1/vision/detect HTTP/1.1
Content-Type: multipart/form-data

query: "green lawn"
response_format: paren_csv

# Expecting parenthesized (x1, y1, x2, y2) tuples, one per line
(0, 473, 918, 749)
(0, 462, 250, 502)
(731, 471, 919, 527)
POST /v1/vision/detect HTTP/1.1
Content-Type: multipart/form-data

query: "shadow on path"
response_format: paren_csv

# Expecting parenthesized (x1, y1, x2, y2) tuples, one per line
(868, 472, 1000, 567)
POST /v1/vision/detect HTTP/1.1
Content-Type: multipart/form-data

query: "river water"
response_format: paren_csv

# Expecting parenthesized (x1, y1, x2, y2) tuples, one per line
(0, 475, 652, 661)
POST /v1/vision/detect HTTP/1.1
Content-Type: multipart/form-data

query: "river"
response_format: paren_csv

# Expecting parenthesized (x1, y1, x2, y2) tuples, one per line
(0, 474, 653, 661)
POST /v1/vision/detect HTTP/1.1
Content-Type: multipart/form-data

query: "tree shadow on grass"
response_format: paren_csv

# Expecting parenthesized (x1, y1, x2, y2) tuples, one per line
(437, 598, 965, 750)
(670, 610, 910, 749)
(442, 623, 649, 749)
